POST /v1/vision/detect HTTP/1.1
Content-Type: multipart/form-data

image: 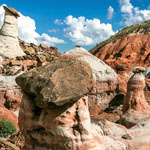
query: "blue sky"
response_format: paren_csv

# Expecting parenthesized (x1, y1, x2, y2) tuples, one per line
(0, 0, 150, 53)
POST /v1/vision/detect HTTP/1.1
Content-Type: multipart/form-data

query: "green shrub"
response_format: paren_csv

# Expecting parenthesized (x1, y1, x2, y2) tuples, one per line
(0, 120, 16, 138)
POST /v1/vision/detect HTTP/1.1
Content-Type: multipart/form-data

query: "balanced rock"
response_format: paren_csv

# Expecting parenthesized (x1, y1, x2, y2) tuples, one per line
(17, 56, 128, 150)
(0, 6, 25, 59)
(119, 68, 150, 128)
(17, 58, 108, 150)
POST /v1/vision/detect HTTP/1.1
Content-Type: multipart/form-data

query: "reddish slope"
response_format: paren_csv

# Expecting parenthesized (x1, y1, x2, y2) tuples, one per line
(94, 34, 150, 72)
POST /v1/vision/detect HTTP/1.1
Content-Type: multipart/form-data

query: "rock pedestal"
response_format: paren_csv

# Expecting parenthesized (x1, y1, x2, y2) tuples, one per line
(119, 68, 150, 128)
(16, 59, 106, 150)
(0, 6, 25, 59)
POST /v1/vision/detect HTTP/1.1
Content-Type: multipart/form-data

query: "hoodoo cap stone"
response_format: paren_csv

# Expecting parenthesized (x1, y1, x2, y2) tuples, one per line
(3, 5, 20, 17)
(16, 59, 95, 107)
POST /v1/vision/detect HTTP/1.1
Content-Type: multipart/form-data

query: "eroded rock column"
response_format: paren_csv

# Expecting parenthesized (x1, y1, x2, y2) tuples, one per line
(119, 68, 150, 128)
(0, 6, 25, 58)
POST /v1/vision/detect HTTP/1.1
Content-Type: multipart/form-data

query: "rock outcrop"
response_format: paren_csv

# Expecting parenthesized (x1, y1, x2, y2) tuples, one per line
(0, 6, 25, 59)
(119, 68, 150, 128)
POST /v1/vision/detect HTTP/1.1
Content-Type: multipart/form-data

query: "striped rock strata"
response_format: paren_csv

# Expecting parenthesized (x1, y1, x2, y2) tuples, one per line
(0, 6, 25, 59)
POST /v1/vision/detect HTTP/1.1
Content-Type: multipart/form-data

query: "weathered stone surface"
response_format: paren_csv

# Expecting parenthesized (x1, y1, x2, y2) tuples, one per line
(19, 95, 105, 150)
(16, 59, 94, 107)
(128, 119, 150, 150)
(10, 60, 22, 66)
(119, 69, 150, 128)
(0, 6, 25, 59)
(61, 47, 118, 115)
(3, 5, 20, 17)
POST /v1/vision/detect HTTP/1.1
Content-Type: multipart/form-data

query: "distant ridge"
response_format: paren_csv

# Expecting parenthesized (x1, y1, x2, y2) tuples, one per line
(89, 20, 150, 55)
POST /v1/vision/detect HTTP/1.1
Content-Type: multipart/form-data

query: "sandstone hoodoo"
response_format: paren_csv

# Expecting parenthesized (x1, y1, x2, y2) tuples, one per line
(0, 6, 25, 59)
(119, 67, 150, 128)
(16, 59, 106, 150)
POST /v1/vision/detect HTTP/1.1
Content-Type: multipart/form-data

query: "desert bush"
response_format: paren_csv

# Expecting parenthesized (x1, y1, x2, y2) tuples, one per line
(0, 120, 16, 138)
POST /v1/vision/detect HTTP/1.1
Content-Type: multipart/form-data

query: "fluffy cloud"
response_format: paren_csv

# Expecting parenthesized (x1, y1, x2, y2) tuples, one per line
(107, 6, 114, 20)
(119, 0, 150, 25)
(63, 15, 115, 46)
(35, 33, 65, 46)
(0, 4, 65, 46)
(54, 19, 64, 25)
(119, 0, 133, 15)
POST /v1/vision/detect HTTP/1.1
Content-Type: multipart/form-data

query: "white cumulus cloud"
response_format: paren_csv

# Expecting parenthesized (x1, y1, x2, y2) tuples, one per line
(35, 33, 65, 46)
(119, 0, 133, 15)
(119, 0, 150, 25)
(0, 4, 65, 46)
(63, 15, 115, 46)
(107, 6, 114, 20)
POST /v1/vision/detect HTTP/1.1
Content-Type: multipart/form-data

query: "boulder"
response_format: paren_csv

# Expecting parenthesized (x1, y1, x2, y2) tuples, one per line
(16, 59, 95, 107)
(23, 47, 36, 55)
(17, 58, 108, 150)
